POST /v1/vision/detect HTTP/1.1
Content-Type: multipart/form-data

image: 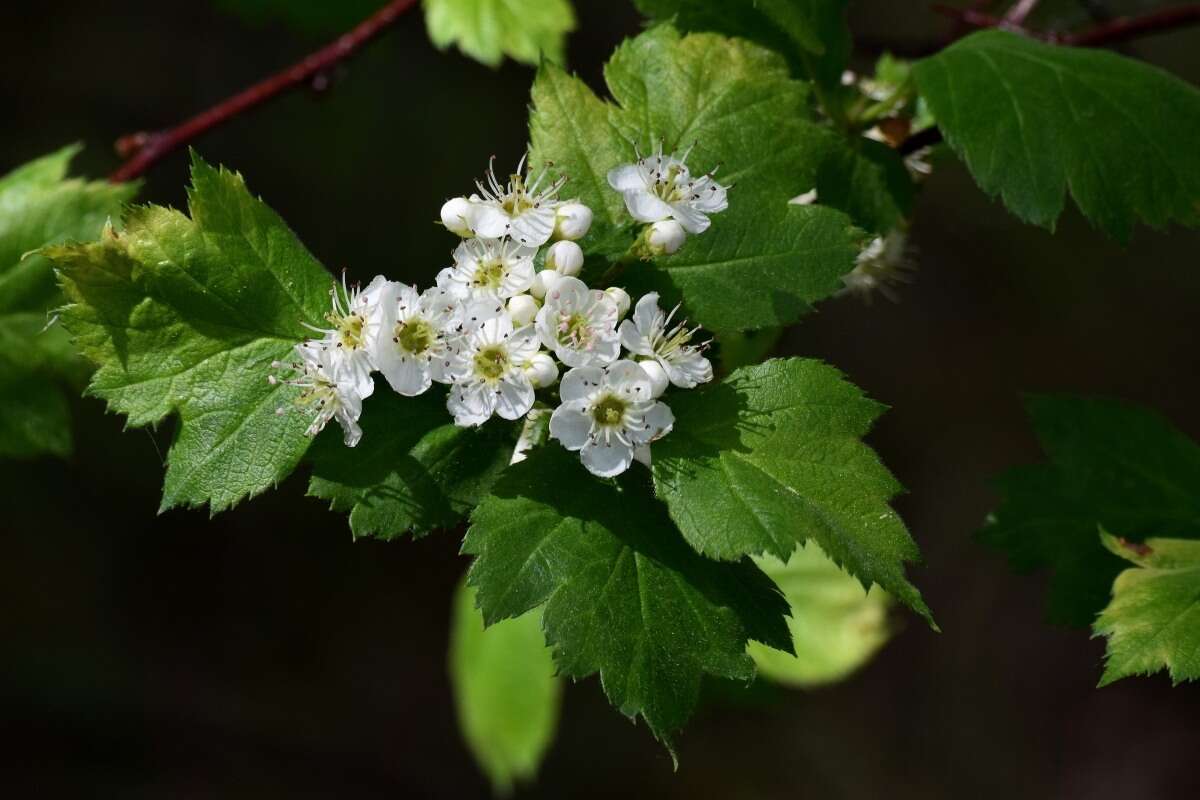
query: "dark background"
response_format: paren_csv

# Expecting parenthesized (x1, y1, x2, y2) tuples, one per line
(3, 1, 1199, 796)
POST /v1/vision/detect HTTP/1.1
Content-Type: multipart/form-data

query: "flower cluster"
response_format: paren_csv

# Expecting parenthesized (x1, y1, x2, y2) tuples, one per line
(274, 147, 728, 477)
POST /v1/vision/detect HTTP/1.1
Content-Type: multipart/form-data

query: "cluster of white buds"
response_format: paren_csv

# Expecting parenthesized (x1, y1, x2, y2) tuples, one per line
(274, 147, 728, 478)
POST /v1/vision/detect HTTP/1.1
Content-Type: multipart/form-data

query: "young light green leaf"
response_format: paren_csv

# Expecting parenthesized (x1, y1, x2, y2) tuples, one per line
(463, 446, 792, 754)
(748, 541, 892, 688)
(50, 153, 334, 513)
(529, 25, 861, 332)
(1095, 532, 1200, 687)
(982, 395, 1200, 626)
(424, 0, 576, 67)
(631, 0, 851, 90)
(307, 391, 511, 540)
(651, 358, 934, 627)
(913, 30, 1200, 240)
(450, 578, 561, 794)
(0, 145, 136, 458)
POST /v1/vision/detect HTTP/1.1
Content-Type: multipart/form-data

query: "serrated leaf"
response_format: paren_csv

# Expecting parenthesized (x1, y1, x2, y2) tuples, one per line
(981, 395, 1200, 626)
(631, 0, 851, 90)
(424, 0, 576, 67)
(748, 541, 892, 687)
(651, 358, 934, 627)
(528, 25, 861, 332)
(50, 153, 333, 513)
(913, 30, 1200, 239)
(449, 578, 561, 794)
(0, 145, 136, 458)
(1095, 532, 1200, 686)
(463, 446, 792, 753)
(307, 390, 511, 539)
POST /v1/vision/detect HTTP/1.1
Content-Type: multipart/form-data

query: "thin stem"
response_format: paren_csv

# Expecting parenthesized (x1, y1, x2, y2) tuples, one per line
(109, 0, 420, 183)
(1005, 0, 1042, 26)
(1059, 5, 1200, 46)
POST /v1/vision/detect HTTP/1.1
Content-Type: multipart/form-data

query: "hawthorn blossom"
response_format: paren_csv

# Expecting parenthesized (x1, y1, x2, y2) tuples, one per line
(619, 292, 712, 389)
(549, 360, 674, 478)
(606, 143, 728, 234)
(446, 304, 540, 426)
(535, 276, 620, 368)
(303, 274, 388, 399)
(466, 155, 566, 246)
(440, 237, 536, 300)
(841, 230, 914, 303)
(372, 282, 463, 396)
(271, 343, 363, 447)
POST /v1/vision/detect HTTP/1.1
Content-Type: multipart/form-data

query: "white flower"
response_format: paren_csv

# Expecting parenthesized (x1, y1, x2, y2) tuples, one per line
(646, 219, 687, 255)
(607, 143, 729, 234)
(467, 155, 566, 247)
(440, 197, 474, 237)
(545, 239, 583, 277)
(441, 237, 536, 301)
(303, 274, 387, 399)
(271, 343, 364, 447)
(554, 202, 593, 241)
(446, 304, 540, 426)
(841, 230, 915, 303)
(535, 276, 620, 368)
(550, 360, 674, 478)
(372, 282, 463, 396)
(619, 292, 712, 389)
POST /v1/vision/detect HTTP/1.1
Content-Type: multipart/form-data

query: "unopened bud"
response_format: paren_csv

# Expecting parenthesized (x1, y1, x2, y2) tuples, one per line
(639, 359, 670, 398)
(647, 219, 686, 255)
(554, 202, 593, 240)
(526, 353, 559, 388)
(605, 286, 631, 318)
(530, 269, 561, 300)
(440, 197, 474, 236)
(546, 240, 584, 277)
(507, 294, 539, 327)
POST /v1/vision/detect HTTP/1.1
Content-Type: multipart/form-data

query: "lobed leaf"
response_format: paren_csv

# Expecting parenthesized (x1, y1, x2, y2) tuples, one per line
(463, 446, 792, 754)
(50, 153, 333, 512)
(651, 358, 934, 626)
(913, 30, 1200, 240)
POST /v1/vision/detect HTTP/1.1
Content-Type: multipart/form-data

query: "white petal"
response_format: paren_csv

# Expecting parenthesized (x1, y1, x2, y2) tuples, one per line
(619, 319, 655, 357)
(663, 350, 713, 388)
(448, 382, 494, 427)
(560, 366, 604, 403)
(381, 354, 431, 396)
(631, 292, 663, 335)
(495, 375, 535, 420)
(606, 359, 652, 400)
(690, 183, 728, 214)
(607, 163, 647, 191)
(549, 404, 591, 450)
(467, 203, 510, 239)
(581, 439, 634, 478)
(623, 189, 675, 223)
(509, 207, 557, 247)
(500, 257, 535, 296)
(633, 443, 652, 467)
(507, 324, 541, 364)
(645, 401, 674, 438)
(546, 275, 589, 309)
(669, 201, 711, 234)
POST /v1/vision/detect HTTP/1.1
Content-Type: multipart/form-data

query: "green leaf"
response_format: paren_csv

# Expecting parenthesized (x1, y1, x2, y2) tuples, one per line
(814, 134, 914, 235)
(748, 541, 892, 687)
(0, 145, 136, 458)
(449, 578, 561, 794)
(1095, 532, 1200, 687)
(50, 153, 334, 513)
(463, 446, 792, 753)
(981, 395, 1200, 626)
(913, 30, 1200, 239)
(307, 390, 511, 540)
(631, 0, 851, 90)
(530, 25, 861, 331)
(651, 358, 934, 627)
(424, 0, 576, 67)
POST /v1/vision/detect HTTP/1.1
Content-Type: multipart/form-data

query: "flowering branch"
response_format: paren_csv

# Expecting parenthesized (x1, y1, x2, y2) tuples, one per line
(109, 0, 419, 183)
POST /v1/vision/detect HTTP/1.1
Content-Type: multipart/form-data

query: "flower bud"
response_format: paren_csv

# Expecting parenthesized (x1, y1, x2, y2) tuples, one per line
(530, 269, 561, 300)
(639, 359, 670, 398)
(647, 219, 686, 255)
(507, 294, 539, 327)
(440, 197, 474, 236)
(554, 202, 593, 240)
(545, 240, 584, 277)
(605, 286, 631, 318)
(526, 353, 559, 388)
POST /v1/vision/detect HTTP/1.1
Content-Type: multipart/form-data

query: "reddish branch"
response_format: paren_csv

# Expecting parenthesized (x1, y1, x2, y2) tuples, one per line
(109, 0, 419, 183)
